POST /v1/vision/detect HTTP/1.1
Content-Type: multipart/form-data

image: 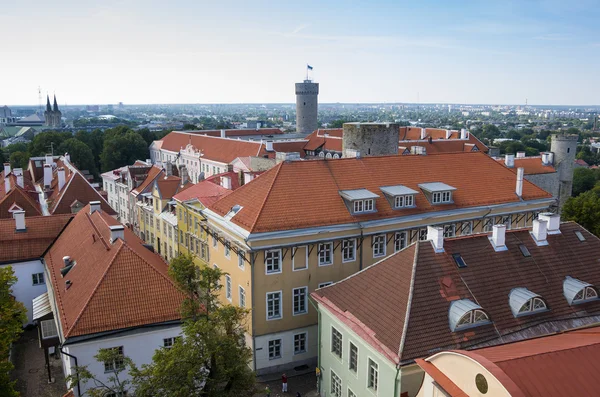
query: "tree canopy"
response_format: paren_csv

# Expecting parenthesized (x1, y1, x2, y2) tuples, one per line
(100, 128, 149, 172)
(58, 138, 98, 176)
(562, 188, 600, 237)
(572, 167, 597, 197)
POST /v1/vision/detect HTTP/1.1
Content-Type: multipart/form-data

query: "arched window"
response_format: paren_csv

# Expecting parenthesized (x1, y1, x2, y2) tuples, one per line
(325, 153, 332, 159)
(318, 152, 325, 158)
(509, 288, 548, 317)
(449, 299, 491, 332)
(564, 276, 599, 305)
(333, 153, 340, 159)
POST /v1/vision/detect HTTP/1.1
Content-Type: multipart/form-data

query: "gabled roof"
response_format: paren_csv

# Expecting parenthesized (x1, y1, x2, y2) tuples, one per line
(209, 152, 552, 234)
(0, 185, 43, 218)
(48, 171, 115, 215)
(44, 205, 185, 338)
(132, 165, 163, 195)
(312, 222, 600, 365)
(154, 175, 193, 200)
(173, 179, 232, 207)
(0, 214, 72, 263)
(172, 128, 284, 137)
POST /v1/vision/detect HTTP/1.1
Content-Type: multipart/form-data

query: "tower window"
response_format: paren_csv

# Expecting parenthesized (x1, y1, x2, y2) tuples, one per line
(567, 148, 570, 153)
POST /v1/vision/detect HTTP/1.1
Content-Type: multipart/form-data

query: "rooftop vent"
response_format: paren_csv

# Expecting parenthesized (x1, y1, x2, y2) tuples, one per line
(489, 224, 507, 252)
(224, 204, 243, 221)
(89, 201, 101, 214)
(531, 219, 548, 246)
(539, 213, 560, 234)
(518, 244, 531, 257)
(427, 225, 444, 253)
(109, 225, 125, 244)
(13, 210, 26, 231)
(575, 230, 586, 242)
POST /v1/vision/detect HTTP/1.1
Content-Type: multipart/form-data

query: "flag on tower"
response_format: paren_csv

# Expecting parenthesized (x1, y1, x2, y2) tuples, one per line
(307, 64, 313, 70)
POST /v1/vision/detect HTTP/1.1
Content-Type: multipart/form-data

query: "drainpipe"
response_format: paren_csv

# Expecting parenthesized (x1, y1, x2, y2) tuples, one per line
(309, 297, 321, 395)
(358, 223, 365, 271)
(59, 344, 80, 397)
(393, 365, 401, 397)
(249, 246, 257, 372)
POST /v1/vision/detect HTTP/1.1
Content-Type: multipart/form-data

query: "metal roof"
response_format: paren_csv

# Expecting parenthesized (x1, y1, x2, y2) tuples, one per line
(418, 182, 457, 193)
(563, 276, 597, 305)
(339, 189, 380, 201)
(448, 299, 487, 332)
(380, 185, 419, 197)
(509, 287, 542, 317)
(32, 292, 52, 321)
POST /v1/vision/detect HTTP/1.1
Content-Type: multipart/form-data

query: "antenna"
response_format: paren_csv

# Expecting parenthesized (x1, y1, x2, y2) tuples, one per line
(38, 86, 42, 114)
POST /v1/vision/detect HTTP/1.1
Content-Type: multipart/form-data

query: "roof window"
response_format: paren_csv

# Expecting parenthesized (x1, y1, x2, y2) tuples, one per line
(518, 244, 531, 257)
(339, 189, 379, 215)
(448, 299, 491, 332)
(509, 288, 548, 317)
(418, 182, 456, 205)
(380, 185, 418, 209)
(575, 230, 586, 242)
(224, 205, 243, 221)
(452, 253, 467, 268)
(564, 276, 599, 305)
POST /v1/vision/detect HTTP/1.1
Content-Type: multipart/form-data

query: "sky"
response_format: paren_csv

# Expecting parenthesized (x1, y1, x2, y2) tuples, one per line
(1, 0, 599, 106)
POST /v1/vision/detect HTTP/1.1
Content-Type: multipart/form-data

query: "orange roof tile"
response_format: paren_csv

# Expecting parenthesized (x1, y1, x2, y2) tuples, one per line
(415, 358, 468, 397)
(209, 152, 552, 233)
(132, 165, 164, 195)
(174, 128, 284, 137)
(0, 185, 43, 218)
(44, 205, 185, 338)
(495, 157, 557, 175)
(0, 214, 72, 262)
(155, 176, 194, 199)
(173, 179, 232, 206)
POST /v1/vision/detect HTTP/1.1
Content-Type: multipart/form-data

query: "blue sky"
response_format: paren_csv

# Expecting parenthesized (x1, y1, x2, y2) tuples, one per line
(2, 0, 599, 105)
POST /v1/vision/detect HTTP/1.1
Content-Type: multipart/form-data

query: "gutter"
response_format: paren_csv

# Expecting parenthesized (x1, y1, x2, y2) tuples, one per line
(59, 344, 80, 397)
(309, 296, 321, 395)
(393, 366, 401, 397)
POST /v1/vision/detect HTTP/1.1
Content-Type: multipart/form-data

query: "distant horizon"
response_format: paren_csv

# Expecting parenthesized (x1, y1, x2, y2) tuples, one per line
(2, 0, 599, 106)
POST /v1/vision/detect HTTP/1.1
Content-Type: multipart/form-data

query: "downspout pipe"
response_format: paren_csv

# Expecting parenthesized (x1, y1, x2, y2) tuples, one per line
(309, 297, 321, 395)
(60, 344, 80, 397)
(393, 365, 401, 397)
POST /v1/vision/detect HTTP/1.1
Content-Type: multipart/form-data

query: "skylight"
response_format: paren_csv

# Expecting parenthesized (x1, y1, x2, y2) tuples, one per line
(518, 244, 531, 257)
(575, 231, 586, 242)
(224, 205, 243, 221)
(452, 253, 467, 268)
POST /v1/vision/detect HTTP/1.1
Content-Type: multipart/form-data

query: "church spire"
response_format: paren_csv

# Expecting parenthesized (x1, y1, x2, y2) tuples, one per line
(53, 94, 59, 112)
(46, 95, 52, 112)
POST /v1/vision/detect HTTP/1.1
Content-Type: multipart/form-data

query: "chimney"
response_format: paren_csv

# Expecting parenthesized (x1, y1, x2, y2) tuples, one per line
(3, 163, 10, 176)
(531, 219, 548, 246)
(89, 200, 101, 214)
(344, 149, 361, 159)
(64, 153, 70, 163)
(420, 127, 427, 140)
(13, 168, 22, 177)
(146, 158, 152, 165)
(427, 226, 444, 253)
(256, 122, 261, 130)
(541, 152, 550, 166)
(166, 162, 173, 177)
(539, 213, 561, 234)
(43, 164, 52, 187)
(220, 129, 226, 138)
(45, 154, 54, 166)
(489, 224, 507, 251)
(16, 174, 23, 188)
(13, 210, 25, 231)
(504, 154, 515, 168)
(58, 167, 66, 191)
(109, 225, 125, 244)
(460, 128, 468, 140)
(4, 177, 10, 193)
(516, 167, 524, 197)
(516, 151, 526, 158)
(180, 166, 189, 186)
(221, 175, 232, 190)
(547, 152, 554, 165)
(445, 129, 451, 139)
(238, 170, 244, 186)
(265, 141, 274, 152)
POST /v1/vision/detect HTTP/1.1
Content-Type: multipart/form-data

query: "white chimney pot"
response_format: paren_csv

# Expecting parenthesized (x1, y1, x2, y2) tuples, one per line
(531, 219, 548, 246)
(109, 225, 125, 244)
(516, 167, 524, 197)
(13, 210, 25, 231)
(58, 168, 66, 191)
(539, 213, 561, 234)
(3, 163, 10, 176)
(505, 154, 515, 168)
(4, 177, 10, 194)
(490, 224, 507, 251)
(43, 164, 52, 187)
(89, 201, 101, 214)
(427, 225, 444, 253)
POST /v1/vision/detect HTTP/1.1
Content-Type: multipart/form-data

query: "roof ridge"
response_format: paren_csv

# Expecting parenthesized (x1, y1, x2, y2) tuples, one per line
(249, 162, 284, 231)
(486, 337, 600, 364)
(117, 239, 178, 291)
(397, 241, 419, 361)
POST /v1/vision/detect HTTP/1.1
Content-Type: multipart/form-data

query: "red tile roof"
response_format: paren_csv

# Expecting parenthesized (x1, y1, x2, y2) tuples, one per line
(173, 179, 232, 207)
(0, 185, 43, 218)
(0, 214, 72, 262)
(415, 358, 468, 397)
(312, 222, 600, 364)
(48, 171, 115, 215)
(496, 157, 556, 175)
(132, 165, 164, 195)
(44, 205, 185, 338)
(209, 152, 552, 233)
(155, 176, 194, 199)
(174, 128, 284, 137)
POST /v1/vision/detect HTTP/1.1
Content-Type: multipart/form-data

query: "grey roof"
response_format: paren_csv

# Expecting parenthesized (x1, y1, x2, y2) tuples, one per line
(509, 287, 542, 317)
(339, 189, 380, 201)
(448, 299, 487, 332)
(380, 185, 419, 197)
(418, 182, 457, 193)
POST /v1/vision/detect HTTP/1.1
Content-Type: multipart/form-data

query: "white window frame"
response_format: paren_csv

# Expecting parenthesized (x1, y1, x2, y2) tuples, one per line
(292, 245, 309, 271)
(266, 291, 282, 321)
(294, 332, 307, 355)
(103, 346, 124, 373)
(238, 251, 245, 270)
(224, 243, 231, 259)
(225, 275, 232, 301)
(268, 338, 282, 360)
(319, 281, 333, 288)
(331, 326, 343, 359)
(239, 286, 246, 308)
(432, 191, 452, 204)
(318, 242, 334, 266)
(40, 319, 58, 339)
(461, 221, 473, 236)
(394, 194, 414, 208)
(443, 224, 456, 238)
(364, 199, 374, 212)
(394, 231, 407, 252)
(32, 272, 45, 286)
(342, 239, 356, 263)
(265, 249, 282, 274)
(293, 286, 308, 316)
(331, 370, 342, 397)
(348, 388, 357, 397)
(372, 234, 386, 258)
(367, 357, 379, 392)
(353, 200, 363, 213)
(349, 341, 358, 373)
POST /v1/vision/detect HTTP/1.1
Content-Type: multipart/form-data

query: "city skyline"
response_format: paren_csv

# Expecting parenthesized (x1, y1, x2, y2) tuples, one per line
(2, 0, 599, 106)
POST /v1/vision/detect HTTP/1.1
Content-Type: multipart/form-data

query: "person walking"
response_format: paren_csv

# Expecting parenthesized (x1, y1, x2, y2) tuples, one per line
(265, 385, 271, 397)
(282, 373, 288, 393)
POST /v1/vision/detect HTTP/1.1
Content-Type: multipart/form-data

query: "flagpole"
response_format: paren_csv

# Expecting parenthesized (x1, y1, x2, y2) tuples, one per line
(306, 64, 308, 81)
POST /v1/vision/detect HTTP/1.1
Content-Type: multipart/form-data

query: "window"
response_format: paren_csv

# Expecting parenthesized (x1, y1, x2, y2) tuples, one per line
(331, 371, 342, 397)
(331, 327, 343, 359)
(294, 332, 307, 354)
(224, 243, 231, 258)
(368, 359, 379, 391)
(450, 299, 491, 332)
(452, 253, 467, 268)
(349, 342, 358, 373)
(268, 339, 282, 359)
(419, 228, 427, 241)
(319, 242, 333, 266)
(293, 287, 308, 315)
(319, 282, 333, 288)
(266, 291, 282, 320)
(40, 319, 58, 339)
(342, 239, 356, 262)
(180, 230, 183, 243)
(239, 286, 246, 308)
(364, 199, 374, 211)
(394, 194, 414, 208)
(372, 234, 386, 258)
(348, 389, 357, 397)
(460, 221, 473, 236)
(163, 337, 181, 348)
(518, 297, 546, 314)
(265, 249, 282, 274)
(456, 309, 490, 329)
(443, 224, 455, 238)
(353, 199, 374, 214)
(394, 232, 407, 252)
(226, 275, 232, 301)
(432, 191, 452, 204)
(32, 273, 45, 285)
(483, 218, 494, 232)
(238, 251, 245, 270)
(103, 347, 124, 372)
(497, 215, 512, 230)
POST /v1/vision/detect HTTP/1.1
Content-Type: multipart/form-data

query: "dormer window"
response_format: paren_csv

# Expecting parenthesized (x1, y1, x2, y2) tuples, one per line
(564, 276, 599, 305)
(380, 185, 418, 209)
(509, 288, 548, 317)
(418, 182, 456, 205)
(339, 189, 379, 215)
(449, 299, 491, 332)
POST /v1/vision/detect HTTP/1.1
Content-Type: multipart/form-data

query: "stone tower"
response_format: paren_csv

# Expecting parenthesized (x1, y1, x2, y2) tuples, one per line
(550, 134, 578, 212)
(342, 122, 400, 157)
(295, 79, 319, 134)
(44, 94, 62, 128)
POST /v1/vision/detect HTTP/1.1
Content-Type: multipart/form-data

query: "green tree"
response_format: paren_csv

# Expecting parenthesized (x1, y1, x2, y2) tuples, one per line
(75, 129, 105, 171)
(66, 348, 134, 397)
(183, 123, 197, 130)
(100, 130, 148, 172)
(131, 255, 255, 396)
(481, 124, 501, 140)
(58, 138, 97, 176)
(572, 168, 597, 196)
(3, 142, 29, 156)
(9, 151, 30, 169)
(29, 131, 73, 156)
(562, 189, 600, 236)
(0, 267, 27, 397)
